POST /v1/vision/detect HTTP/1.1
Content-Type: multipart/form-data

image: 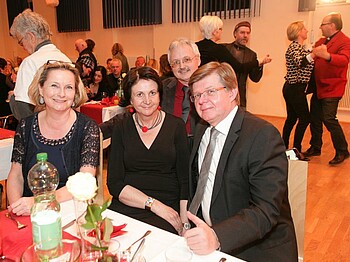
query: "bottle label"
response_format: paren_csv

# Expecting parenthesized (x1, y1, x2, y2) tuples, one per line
(31, 210, 62, 250)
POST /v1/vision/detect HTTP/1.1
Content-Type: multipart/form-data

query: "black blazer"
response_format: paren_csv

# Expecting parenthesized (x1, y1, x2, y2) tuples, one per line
(161, 77, 200, 136)
(189, 108, 298, 262)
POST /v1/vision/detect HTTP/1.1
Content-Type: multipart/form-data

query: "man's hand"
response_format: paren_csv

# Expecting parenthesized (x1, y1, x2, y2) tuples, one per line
(183, 211, 220, 255)
(312, 44, 331, 60)
(259, 54, 272, 66)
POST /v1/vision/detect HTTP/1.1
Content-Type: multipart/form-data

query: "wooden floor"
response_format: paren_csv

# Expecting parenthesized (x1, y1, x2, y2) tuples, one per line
(258, 115, 350, 262)
(103, 115, 350, 261)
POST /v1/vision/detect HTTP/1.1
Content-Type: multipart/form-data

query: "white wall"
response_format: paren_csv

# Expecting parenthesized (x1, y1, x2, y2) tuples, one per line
(1, 0, 349, 121)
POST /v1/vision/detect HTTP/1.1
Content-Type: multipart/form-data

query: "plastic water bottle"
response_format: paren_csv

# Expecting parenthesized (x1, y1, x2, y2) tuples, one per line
(28, 152, 62, 255)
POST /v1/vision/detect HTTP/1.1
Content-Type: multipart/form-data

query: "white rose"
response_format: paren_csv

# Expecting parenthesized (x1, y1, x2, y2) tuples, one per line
(66, 172, 98, 201)
(122, 73, 126, 78)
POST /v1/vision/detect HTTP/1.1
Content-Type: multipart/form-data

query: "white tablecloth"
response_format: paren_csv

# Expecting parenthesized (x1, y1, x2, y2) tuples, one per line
(101, 105, 125, 122)
(60, 200, 243, 262)
(0, 138, 14, 181)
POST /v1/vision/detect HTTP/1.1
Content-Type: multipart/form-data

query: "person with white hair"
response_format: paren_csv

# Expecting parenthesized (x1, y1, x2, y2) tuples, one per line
(195, 15, 258, 80)
(9, 9, 70, 120)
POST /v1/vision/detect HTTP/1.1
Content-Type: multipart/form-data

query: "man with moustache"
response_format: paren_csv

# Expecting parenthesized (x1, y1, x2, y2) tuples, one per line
(161, 38, 201, 136)
(223, 21, 272, 108)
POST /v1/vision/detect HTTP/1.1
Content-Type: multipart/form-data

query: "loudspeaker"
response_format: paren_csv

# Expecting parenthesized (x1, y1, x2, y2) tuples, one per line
(298, 0, 316, 12)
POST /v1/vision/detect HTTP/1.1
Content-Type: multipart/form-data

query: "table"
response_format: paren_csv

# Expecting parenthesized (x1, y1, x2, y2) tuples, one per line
(60, 201, 242, 262)
(80, 102, 125, 124)
(0, 200, 242, 261)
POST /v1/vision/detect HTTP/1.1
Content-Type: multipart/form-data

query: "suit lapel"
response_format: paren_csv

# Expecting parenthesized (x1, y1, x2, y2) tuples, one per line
(211, 108, 245, 204)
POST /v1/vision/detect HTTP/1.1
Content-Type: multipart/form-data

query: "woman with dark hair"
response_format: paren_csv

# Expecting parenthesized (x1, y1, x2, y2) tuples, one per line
(107, 67, 190, 234)
(159, 54, 174, 81)
(87, 65, 110, 101)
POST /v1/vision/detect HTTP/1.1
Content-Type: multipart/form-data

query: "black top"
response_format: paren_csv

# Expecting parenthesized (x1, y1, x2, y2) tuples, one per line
(196, 38, 258, 73)
(107, 112, 189, 233)
(12, 111, 100, 197)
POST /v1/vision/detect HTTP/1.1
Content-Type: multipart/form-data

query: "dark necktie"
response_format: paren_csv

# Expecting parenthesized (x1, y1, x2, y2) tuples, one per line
(189, 127, 220, 215)
(181, 86, 190, 123)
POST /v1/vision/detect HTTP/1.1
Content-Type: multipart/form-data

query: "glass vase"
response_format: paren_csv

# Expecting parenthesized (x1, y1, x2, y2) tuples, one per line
(72, 198, 120, 262)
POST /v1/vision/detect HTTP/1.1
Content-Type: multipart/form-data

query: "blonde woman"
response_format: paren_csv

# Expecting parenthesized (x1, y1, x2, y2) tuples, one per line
(282, 21, 313, 155)
(7, 61, 100, 216)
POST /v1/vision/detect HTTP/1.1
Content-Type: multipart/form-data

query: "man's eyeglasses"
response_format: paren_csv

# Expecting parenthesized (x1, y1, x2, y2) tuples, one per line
(17, 36, 24, 46)
(190, 87, 226, 102)
(320, 22, 332, 27)
(170, 56, 197, 69)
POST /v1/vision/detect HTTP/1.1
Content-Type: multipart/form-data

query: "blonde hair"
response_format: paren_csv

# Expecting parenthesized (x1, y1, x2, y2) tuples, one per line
(199, 15, 223, 39)
(28, 61, 87, 112)
(111, 42, 124, 56)
(286, 21, 305, 41)
(146, 59, 159, 71)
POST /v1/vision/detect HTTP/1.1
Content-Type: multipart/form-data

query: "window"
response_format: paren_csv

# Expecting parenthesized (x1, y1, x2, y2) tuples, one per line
(172, 0, 260, 23)
(102, 0, 162, 28)
(56, 0, 90, 32)
(6, 0, 33, 29)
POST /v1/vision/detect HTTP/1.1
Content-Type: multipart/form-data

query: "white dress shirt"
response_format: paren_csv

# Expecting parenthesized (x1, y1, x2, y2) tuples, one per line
(198, 106, 238, 225)
(14, 44, 70, 104)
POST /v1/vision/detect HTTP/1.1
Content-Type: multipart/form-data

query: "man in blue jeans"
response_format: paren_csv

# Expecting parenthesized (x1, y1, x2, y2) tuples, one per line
(303, 12, 350, 165)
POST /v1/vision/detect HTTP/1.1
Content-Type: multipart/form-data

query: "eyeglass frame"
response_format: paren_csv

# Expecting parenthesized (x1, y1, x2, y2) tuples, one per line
(320, 22, 332, 27)
(170, 56, 198, 69)
(17, 36, 25, 46)
(190, 86, 226, 102)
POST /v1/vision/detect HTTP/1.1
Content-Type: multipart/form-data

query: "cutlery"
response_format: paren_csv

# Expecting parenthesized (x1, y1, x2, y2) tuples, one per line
(126, 230, 151, 253)
(130, 238, 145, 262)
(219, 257, 227, 262)
(62, 219, 76, 230)
(5, 213, 27, 229)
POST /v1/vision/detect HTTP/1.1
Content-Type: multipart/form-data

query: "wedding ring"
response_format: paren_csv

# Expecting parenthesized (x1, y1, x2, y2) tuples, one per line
(183, 222, 191, 230)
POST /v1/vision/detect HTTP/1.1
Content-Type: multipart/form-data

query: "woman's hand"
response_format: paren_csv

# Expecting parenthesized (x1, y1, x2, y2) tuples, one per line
(151, 200, 183, 233)
(8, 197, 34, 216)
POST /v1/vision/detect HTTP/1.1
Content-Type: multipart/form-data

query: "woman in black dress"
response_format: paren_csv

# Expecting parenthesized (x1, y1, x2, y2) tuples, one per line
(107, 67, 190, 234)
(86, 65, 109, 101)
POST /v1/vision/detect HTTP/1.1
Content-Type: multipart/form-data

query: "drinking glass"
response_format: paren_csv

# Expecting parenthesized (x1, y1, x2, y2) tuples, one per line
(165, 246, 192, 262)
(21, 239, 80, 262)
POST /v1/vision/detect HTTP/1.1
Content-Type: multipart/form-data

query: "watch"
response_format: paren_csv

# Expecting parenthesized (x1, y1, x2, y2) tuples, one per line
(145, 197, 154, 210)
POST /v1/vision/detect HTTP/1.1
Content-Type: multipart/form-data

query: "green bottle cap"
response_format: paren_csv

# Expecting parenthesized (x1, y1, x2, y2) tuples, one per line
(36, 152, 48, 161)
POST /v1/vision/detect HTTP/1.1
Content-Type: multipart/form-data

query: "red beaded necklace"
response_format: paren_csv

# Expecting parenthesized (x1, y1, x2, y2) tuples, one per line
(135, 110, 162, 133)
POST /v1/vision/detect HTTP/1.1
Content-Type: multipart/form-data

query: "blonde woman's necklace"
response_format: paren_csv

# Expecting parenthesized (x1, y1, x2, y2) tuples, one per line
(135, 110, 162, 133)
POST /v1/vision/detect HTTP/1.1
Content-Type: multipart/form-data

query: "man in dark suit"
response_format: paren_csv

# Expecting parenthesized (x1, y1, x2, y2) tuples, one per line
(223, 21, 272, 108)
(162, 38, 201, 136)
(303, 12, 350, 165)
(106, 58, 123, 97)
(184, 62, 298, 261)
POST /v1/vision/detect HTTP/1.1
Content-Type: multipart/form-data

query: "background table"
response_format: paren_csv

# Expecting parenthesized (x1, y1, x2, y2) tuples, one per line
(80, 103, 125, 124)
